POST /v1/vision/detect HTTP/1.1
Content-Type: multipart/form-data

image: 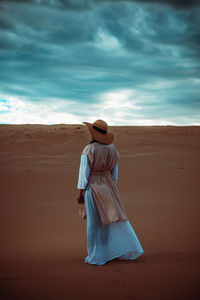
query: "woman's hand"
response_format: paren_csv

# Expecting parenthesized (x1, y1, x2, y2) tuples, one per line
(77, 189, 85, 204)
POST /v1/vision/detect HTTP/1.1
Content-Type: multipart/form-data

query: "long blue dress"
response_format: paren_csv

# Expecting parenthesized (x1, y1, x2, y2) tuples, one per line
(77, 153, 144, 265)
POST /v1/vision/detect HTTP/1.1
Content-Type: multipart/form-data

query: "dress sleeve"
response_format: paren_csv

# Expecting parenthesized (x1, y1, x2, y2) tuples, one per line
(77, 153, 91, 189)
(112, 162, 118, 184)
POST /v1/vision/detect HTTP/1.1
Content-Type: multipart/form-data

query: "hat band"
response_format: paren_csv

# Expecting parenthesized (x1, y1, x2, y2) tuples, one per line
(93, 125, 107, 134)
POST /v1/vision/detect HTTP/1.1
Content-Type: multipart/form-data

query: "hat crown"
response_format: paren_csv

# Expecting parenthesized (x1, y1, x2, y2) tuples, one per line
(93, 119, 108, 132)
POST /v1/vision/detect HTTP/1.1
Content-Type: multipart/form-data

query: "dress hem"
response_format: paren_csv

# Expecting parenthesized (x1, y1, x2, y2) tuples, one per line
(84, 249, 144, 266)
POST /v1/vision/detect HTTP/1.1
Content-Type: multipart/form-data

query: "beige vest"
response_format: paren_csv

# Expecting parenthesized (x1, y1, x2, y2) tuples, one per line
(82, 142, 128, 226)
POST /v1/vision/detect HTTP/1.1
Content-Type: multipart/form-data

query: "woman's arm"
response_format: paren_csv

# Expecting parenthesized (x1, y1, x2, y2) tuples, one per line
(77, 153, 91, 204)
(112, 162, 118, 184)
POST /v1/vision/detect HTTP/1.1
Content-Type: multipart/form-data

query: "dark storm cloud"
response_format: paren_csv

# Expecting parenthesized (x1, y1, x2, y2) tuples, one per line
(97, 0, 200, 9)
(0, 0, 93, 11)
(1, 0, 198, 9)
(0, 0, 200, 124)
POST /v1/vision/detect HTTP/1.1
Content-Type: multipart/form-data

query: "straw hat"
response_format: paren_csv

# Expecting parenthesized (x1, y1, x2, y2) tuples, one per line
(83, 119, 114, 144)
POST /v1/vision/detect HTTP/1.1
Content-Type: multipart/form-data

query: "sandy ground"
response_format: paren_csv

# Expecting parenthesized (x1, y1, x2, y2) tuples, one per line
(0, 124, 200, 300)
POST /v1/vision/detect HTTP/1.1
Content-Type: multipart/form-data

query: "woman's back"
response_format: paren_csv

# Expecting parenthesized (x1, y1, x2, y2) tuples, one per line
(81, 141, 127, 226)
(82, 142, 119, 173)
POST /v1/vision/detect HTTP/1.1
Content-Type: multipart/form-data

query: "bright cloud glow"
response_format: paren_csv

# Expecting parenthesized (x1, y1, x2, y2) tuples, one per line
(1, 90, 200, 126)
(95, 28, 121, 51)
(0, 96, 81, 124)
(99, 90, 142, 110)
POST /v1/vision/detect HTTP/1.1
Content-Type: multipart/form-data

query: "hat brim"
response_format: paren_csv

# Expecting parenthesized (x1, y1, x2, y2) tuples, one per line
(83, 122, 114, 144)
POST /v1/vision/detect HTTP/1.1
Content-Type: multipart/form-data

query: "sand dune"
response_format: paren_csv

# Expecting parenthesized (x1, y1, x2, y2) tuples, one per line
(0, 124, 200, 300)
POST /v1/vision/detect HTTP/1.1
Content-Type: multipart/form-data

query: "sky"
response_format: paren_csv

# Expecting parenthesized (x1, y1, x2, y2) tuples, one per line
(0, 0, 200, 125)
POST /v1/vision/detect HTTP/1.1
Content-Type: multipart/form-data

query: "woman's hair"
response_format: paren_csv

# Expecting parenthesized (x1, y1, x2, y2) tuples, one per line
(90, 139, 98, 144)
(90, 139, 106, 144)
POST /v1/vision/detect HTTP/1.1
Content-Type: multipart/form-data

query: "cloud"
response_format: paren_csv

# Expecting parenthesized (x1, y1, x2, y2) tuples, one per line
(0, 0, 199, 125)
(0, 96, 82, 124)
(99, 0, 200, 9)
(1, 85, 199, 126)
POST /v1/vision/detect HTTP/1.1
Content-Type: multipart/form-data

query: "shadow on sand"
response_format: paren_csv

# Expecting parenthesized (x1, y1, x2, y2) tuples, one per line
(107, 252, 200, 265)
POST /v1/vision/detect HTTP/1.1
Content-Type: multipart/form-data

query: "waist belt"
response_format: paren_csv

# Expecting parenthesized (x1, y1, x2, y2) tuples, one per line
(90, 170, 111, 176)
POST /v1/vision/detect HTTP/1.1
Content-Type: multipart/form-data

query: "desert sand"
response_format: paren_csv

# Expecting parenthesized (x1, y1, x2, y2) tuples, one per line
(0, 124, 200, 300)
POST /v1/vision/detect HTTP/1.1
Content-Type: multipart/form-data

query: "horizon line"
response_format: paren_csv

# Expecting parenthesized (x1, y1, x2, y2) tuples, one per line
(0, 123, 200, 127)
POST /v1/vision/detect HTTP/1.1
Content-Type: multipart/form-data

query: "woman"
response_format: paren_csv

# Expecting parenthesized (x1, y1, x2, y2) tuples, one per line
(77, 119, 144, 265)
